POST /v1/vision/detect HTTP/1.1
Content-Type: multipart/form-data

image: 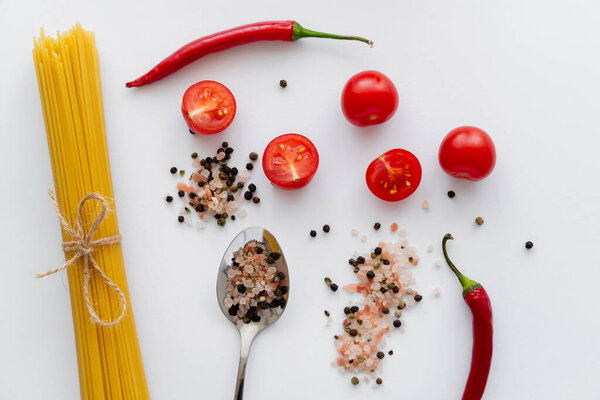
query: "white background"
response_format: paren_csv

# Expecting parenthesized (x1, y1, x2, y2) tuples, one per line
(1, 0, 600, 399)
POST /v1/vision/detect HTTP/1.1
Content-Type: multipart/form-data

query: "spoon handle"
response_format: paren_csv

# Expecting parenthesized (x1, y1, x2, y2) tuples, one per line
(234, 326, 257, 400)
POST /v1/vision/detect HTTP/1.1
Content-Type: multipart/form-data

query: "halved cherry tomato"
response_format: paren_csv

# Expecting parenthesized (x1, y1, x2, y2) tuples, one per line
(181, 80, 236, 135)
(341, 70, 399, 127)
(366, 149, 422, 201)
(438, 126, 496, 181)
(262, 134, 319, 190)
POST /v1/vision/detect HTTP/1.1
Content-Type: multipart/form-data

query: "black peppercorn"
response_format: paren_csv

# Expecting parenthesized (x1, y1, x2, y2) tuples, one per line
(373, 222, 381, 230)
(177, 216, 184, 223)
(377, 351, 385, 359)
(388, 350, 393, 355)
(366, 270, 375, 279)
(448, 190, 456, 198)
(248, 183, 256, 192)
(189, 192, 197, 199)
(374, 247, 382, 255)
(414, 294, 423, 302)
(178, 190, 185, 198)
(525, 241, 534, 249)
(246, 163, 253, 170)
(393, 320, 401, 328)
(252, 196, 260, 204)
(244, 191, 253, 200)
(222, 141, 228, 148)
(349, 329, 358, 337)
(237, 285, 246, 294)
(357, 256, 365, 264)
(350, 306, 359, 314)
(165, 195, 173, 203)
(310, 230, 317, 237)
(330, 283, 338, 292)
(381, 307, 389, 314)
(170, 167, 178, 174)
(280, 79, 287, 88)
(376, 377, 382, 385)
(323, 224, 330, 233)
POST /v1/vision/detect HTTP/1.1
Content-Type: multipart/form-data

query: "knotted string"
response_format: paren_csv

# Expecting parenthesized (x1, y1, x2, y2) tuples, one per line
(37, 190, 127, 327)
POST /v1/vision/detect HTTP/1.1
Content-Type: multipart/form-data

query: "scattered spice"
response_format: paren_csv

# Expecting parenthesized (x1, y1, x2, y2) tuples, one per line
(323, 224, 331, 233)
(373, 222, 381, 230)
(475, 216, 484, 225)
(310, 230, 317, 238)
(448, 190, 456, 198)
(333, 240, 421, 382)
(525, 241, 534, 249)
(279, 79, 287, 88)
(169, 144, 258, 227)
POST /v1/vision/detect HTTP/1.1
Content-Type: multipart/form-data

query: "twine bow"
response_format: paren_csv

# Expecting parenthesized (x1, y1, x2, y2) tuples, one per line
(37, 190, 127, 327)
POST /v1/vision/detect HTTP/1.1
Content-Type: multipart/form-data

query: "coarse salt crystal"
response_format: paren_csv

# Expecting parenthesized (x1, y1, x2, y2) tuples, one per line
(398, 229, 407, 237)
(422, 200, 430, 209)
(427, 244, 434, 253)
(351, 229, 359, 236)
(435, 260, 441, 267)
(360, 235, 367, 243)
(238, 209, 247, 217)
(433, 287, 441, 297)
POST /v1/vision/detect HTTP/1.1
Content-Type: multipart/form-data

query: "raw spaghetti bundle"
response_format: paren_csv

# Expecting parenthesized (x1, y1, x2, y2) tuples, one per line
(33, 24, 150, 399)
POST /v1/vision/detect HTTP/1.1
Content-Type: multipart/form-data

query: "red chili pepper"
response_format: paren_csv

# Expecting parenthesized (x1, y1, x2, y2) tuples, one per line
(126, 21, 373, 88)
(442, 234, 493, 400)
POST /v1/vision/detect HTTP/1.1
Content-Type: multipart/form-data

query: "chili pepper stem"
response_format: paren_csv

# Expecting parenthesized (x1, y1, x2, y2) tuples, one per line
(442, 234, 481, 297)
(292, 22, 373, 47)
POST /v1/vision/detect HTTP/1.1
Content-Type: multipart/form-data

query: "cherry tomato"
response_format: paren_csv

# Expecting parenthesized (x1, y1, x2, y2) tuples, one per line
(181, 80, 236, 135)
(438, 126, 496, 181)
(366, 149, 422, 202)
(341, 70, 399, 127)
(262, 134, 319, 190)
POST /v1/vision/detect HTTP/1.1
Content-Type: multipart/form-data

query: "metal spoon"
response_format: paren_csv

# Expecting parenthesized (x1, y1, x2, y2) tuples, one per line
(216, 227, 289, 400)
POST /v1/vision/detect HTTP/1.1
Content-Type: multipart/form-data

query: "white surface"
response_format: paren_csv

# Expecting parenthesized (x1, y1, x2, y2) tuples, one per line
(1, 0, 600, 399)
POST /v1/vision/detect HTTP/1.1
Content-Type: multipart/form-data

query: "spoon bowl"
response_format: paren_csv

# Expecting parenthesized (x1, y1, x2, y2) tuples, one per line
(216, 227, 289, 399)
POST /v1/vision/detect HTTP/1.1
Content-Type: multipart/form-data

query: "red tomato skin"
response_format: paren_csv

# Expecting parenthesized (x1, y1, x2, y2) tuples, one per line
(341, 70, 399, 127)
(181, 80, 236, 135)
(365, 149, 422, 202)
(438, 126, 496, 181)
(262, 133, 319, 190)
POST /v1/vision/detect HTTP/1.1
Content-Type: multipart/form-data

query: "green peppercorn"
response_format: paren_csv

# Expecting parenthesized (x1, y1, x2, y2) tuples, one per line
(324, 277, 332, 287)
(398, 301, 406, 309)
(351, 377, 359, 385)
(191, 152, 198, 159)
(475, 216, 484, 225)
(217, 218, 226, 226)
(249, 152, 258, 160)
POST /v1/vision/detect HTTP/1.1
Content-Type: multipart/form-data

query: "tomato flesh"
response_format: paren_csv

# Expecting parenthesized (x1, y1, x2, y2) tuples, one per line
(262, 134, 319, 190)
(181, 80, 236, 135)
(341, 70, 399, 127)
(438, 126, 496, 181)
(366, 149, 422, 201)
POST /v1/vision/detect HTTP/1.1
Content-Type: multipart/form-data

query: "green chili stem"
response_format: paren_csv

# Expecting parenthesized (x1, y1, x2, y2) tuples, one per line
(292, 22, 373, 47)
(442, 234, 481, 297)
